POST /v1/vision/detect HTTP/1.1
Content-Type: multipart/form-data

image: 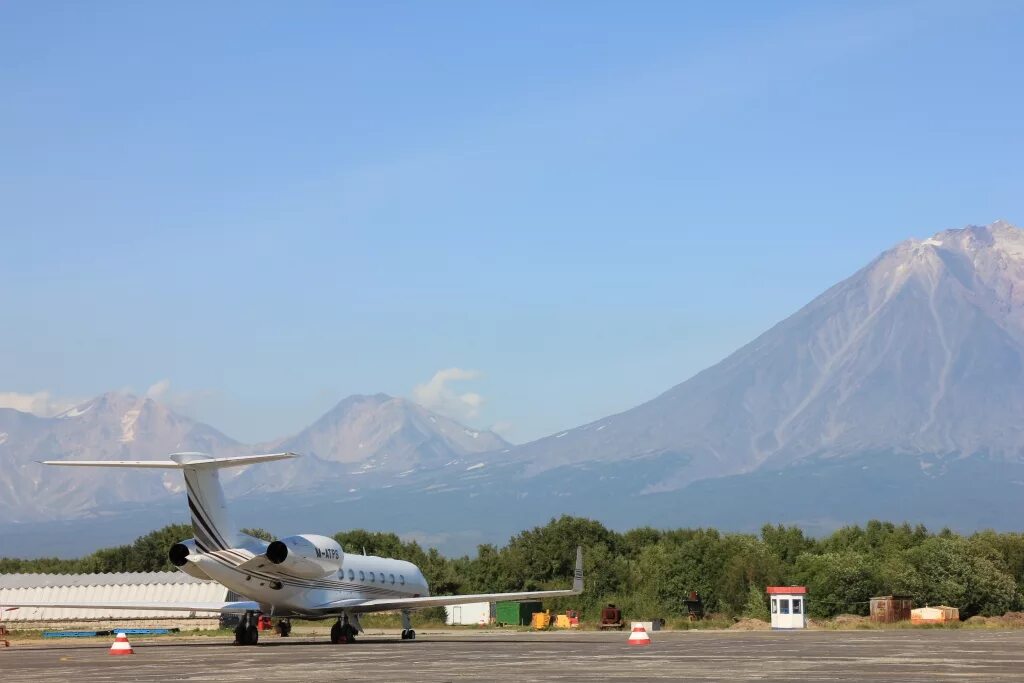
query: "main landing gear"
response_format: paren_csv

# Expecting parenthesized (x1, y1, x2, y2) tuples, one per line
(234, 611, 259, 646)
(400, 609, 416, 641)
(330, 616, 358, 644)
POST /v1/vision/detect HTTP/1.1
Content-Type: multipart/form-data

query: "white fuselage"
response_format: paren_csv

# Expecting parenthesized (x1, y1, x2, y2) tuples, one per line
(192, 549, 430, 617)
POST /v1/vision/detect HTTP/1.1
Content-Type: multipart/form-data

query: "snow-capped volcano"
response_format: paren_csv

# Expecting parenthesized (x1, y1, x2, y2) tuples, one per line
(498, 220, 1024, 490)
(0, 392, 245, 521)
(228, 394, 509, 493)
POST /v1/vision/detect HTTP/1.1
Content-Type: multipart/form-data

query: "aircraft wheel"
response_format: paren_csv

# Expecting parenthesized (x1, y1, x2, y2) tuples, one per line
(400, 629, 408, 640)
(407, 629, 416, 640)
(247, 624, 259, 645)
(330, 622, 342, 644)
(277, 620, 292, 637)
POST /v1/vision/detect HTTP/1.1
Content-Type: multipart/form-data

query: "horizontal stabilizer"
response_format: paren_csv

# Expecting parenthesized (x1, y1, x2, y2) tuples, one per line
(42, 452, 297, 469)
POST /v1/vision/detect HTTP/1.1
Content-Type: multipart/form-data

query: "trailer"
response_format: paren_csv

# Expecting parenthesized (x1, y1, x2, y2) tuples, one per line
(446, 602, 492, 626)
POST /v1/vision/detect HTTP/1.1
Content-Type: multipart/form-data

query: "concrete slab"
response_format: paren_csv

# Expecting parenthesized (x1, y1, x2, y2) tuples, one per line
(3, 628, 1024, 682)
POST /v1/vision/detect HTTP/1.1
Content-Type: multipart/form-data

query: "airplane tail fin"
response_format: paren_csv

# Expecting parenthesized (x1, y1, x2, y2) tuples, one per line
(43, 452, 297, 552)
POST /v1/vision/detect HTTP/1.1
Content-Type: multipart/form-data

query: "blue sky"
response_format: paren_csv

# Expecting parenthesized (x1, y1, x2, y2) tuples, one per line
(1, 1, 1022, 443)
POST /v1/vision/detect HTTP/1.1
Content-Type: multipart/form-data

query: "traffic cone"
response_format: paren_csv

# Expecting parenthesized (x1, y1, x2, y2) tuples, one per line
(627, 625, 651, 647)
(109, 632, 134, 655)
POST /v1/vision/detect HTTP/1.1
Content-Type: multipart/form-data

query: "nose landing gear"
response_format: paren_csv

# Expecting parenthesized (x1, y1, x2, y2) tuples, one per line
(400, 609, 416, 640)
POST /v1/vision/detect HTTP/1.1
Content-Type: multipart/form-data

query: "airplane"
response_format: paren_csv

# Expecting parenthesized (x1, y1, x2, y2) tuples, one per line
(4, 452, 584, 645)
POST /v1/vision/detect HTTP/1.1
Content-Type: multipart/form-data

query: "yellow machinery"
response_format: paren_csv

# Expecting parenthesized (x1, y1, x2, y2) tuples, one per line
(531, 610, 551, 629)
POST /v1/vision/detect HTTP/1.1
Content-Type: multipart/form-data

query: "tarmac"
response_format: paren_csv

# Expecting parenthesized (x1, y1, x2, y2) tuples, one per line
(3, 628, 1024, 681)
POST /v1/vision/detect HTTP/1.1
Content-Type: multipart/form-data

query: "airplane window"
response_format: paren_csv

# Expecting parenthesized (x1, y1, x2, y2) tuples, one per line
(359, 571, 365, 581)
(369, 572, 375, 583)
(379, 572, 385, 583)
(348, 569, 355, 580)
(389, 574, 395, 585)
(400, 575, 405, 585)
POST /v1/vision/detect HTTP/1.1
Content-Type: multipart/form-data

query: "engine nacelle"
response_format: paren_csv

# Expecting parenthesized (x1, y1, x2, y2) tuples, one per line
(266, 534, 343, 578)
(167, 539, 213, 580)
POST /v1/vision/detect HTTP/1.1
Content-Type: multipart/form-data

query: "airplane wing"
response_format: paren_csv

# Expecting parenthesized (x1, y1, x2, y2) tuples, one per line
(316, 546, 584, 615)
(0, 600, 259, 614)
(333, 587, 581, 614)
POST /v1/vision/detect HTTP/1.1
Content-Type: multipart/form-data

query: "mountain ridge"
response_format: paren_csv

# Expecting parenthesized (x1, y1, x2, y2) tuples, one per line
(3, 219, 1024, 542)
(0, 390, 508, 520)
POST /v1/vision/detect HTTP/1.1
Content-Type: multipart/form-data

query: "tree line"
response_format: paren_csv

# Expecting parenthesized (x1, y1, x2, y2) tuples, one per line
(3, 516, 1022, 620)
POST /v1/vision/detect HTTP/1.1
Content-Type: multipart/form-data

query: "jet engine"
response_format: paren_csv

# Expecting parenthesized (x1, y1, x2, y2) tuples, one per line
(167, 539, 213, 580)
(265, 534, 344, 578)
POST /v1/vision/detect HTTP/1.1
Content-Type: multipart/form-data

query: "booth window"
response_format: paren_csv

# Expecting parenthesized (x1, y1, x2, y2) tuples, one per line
(792, 599, 802, 614)
(779, 599, 790, 614)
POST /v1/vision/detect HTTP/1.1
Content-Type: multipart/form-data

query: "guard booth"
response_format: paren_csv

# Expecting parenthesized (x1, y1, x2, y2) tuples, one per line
(766, 586, 807, 629)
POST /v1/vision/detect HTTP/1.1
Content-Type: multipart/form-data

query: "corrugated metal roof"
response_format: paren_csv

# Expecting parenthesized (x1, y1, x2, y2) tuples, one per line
(0, 572, 228, 621)
(0, 572, 209, 589)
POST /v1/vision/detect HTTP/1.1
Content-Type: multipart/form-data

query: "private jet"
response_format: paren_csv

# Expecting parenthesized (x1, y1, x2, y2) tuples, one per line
(6, 452, 584, 645)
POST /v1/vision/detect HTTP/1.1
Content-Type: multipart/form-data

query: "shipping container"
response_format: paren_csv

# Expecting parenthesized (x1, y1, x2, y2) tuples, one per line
(495, 601, 542, 626)
(870, 595, 913, 623)
(445, 602, 492, 626)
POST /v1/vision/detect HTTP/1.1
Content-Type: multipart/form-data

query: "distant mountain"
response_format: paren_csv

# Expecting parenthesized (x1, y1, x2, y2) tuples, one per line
(229, 394, 508, 494)
(493, 223, 1024, 491)
(6, 220, 1024, 556)
(494, 220, 1024, 492)
(0, 392, 244, 522)
(0, 391, 508, 522)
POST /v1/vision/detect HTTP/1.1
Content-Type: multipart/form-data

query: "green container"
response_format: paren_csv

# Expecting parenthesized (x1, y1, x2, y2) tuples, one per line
(496, 600, 542, 626)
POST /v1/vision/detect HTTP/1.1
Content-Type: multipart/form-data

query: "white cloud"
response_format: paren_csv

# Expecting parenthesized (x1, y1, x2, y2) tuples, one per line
(146, 379, 172, 400)
(412, 368, 485, 422)
(0, 391, 80, 417)
(143, 379, 219, 420)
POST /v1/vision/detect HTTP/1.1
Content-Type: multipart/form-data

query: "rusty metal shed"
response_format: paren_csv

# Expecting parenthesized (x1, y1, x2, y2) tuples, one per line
(870, 595, 913, 623)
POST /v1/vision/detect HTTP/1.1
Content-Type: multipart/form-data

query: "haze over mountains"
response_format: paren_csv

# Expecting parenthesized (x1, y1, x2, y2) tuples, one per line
(0, 392, 507, 523)
(3, 220, 1024, 556)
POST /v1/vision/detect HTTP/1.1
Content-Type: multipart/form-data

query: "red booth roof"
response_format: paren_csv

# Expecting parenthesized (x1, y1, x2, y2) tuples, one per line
(766, 586, 807, 595)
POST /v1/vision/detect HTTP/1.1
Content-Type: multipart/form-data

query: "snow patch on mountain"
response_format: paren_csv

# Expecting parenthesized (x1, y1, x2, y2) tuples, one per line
(59, 402, 94, 419)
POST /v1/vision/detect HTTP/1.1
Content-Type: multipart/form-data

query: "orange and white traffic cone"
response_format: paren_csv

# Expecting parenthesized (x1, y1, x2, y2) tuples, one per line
(109, 632, 134, 655)
(627, 625, 651, 647)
